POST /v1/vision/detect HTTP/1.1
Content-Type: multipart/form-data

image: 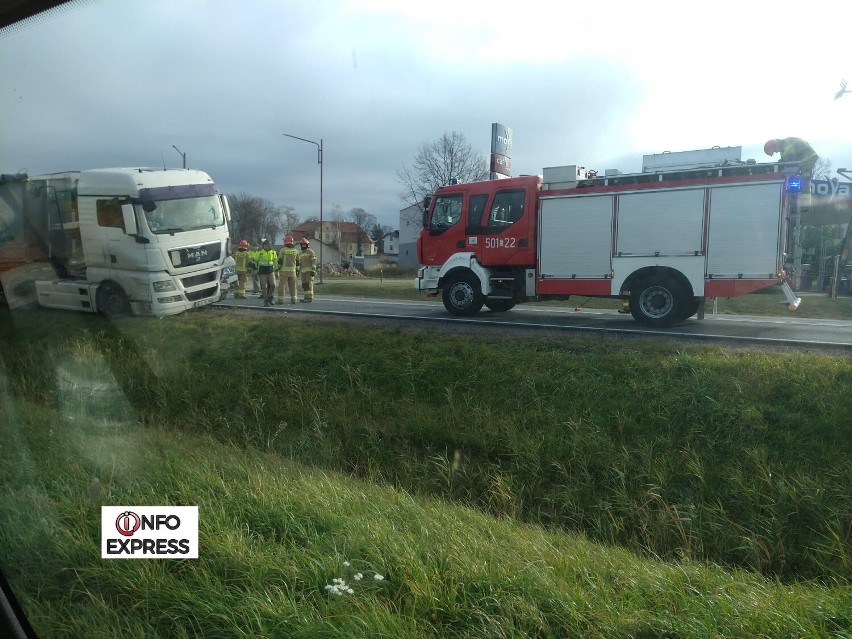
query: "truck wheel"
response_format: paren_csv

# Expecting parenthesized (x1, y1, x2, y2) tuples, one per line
(629, 277, 686, 328)
(442, 272, 484, 316)
(680, 297, 701, 320)
(97, 282, 131, 317)
(484, 299, 515, 312)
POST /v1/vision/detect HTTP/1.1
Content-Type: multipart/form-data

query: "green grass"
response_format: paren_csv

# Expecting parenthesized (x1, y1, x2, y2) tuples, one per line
(319, 277, 852, 319)
(2, 307, 852, 636)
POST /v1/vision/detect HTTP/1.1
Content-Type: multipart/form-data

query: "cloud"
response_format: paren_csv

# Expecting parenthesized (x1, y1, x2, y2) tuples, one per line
(2, 0, 850, 229)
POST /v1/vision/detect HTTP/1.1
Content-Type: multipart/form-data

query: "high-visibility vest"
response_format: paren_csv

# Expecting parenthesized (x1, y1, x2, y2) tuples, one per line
(256, 249, 277, 273)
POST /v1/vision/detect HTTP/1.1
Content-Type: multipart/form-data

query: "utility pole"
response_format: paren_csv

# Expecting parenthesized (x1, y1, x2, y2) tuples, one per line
(172, 145, 186, 169)
(283, 133, 324, 284)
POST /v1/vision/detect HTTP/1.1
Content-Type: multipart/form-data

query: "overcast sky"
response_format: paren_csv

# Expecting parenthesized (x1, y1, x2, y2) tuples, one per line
(2, 0, 851, 229)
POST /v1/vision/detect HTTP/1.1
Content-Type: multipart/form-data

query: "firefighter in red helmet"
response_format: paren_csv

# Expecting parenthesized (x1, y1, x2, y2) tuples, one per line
(231, 240, 251, 299)
(297, 237, 317, 303)
(277, 235, 299, 304)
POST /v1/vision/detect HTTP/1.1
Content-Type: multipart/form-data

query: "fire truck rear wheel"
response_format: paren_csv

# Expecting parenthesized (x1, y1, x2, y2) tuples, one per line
(442, 272, 484, 316)
(628, 277, 686, 327)
(484, 299, 515, 312)
(97, 282, 131, 317)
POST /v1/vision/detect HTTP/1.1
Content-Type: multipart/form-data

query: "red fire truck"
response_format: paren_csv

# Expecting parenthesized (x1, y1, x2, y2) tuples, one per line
(415, 151, 803, 327)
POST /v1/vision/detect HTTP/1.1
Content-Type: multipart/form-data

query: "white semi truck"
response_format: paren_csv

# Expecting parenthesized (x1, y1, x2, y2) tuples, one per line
(0, 167, 231, 317)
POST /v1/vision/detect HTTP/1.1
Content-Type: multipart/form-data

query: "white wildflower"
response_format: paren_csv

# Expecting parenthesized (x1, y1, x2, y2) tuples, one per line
(343, 561, 350, 567)
(374, 574, 384, 580)
(354, 573, 363, 580)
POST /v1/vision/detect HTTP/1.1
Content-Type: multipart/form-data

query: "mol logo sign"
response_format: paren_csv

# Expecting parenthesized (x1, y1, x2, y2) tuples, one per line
(102, 506, 198, 559)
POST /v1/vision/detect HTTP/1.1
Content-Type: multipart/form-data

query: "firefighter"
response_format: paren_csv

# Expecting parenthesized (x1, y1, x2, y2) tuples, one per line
(232, 239, 251, 299)
(297, 237, 317, 303)
(255, 238, 278, 306)
(277, 235, 299, 304)
(764, 137, 818, 177)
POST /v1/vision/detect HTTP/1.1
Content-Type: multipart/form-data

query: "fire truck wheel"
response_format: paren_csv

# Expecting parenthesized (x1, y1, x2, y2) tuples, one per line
(484, 299, 515, 312)
(628, 277, 686, 327)
(97, 282, 131, 317)
(680, 297, 701, 320)
(442, 272, 484, 316)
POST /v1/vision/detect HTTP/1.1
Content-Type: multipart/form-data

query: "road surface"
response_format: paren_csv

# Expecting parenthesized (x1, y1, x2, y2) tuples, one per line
(213, 293, 852, 351)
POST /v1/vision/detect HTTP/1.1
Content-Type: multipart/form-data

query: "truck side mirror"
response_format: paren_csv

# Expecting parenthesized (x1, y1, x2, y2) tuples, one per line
(422, 196, 432, 227)
(121, 203, 138, 236)
(220, 194, 231, 222)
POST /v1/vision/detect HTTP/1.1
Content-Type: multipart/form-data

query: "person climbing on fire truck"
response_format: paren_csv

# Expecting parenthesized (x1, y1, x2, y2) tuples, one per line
(297, 237, 317, 303)
(277, 235, 299, 304)
(764, 137, 819, 177)
(231, 240, 251, 299)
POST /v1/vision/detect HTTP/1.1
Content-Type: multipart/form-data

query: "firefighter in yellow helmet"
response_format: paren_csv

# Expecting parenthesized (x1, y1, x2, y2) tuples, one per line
(232, 239, 251, 299)
(256, 238, 278, 307)
(297, 237, 317, 303)
(277, 235, 299, 304)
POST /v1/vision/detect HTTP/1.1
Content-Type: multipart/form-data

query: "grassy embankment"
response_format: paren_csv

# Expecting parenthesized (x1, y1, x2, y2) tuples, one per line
(320, 274, 852, 320)
(1, 308, 852, 637)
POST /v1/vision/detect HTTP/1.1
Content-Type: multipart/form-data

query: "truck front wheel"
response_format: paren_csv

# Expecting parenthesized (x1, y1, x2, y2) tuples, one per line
(442, 272, 484, 316)
(629, 277, 686, 328)
(97, 282, 131, 317)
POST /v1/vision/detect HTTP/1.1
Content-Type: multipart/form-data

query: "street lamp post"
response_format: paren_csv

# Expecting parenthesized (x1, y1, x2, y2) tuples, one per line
(172, 145, 186, 168)
(283, 133, 323, 284)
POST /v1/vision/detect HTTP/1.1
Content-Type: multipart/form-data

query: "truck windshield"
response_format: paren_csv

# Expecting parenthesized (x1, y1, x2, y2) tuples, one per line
(144, 195, 225, 234)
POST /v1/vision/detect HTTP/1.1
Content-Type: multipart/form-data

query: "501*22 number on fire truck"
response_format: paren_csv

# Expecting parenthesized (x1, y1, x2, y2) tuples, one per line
(485, 237, 516, 249)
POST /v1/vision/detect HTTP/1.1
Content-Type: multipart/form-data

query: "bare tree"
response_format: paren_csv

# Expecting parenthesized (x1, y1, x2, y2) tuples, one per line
(227, 193, 291, 246)
(397, 131, 489, 213)
(370, 223, 394, 254)
(349, 207, 377, 256)
(278, 205, 299, 236)
(813, 157, 833, 180)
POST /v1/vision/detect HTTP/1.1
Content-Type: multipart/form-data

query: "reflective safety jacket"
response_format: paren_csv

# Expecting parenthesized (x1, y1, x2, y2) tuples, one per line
(249, 249, 260, 270)
(255, 248, 278, 274)
(779, 137, 818, 175)
(298, 248, 317, 274)
(232, 249, 251, 273)
(278, 246, 299, 274)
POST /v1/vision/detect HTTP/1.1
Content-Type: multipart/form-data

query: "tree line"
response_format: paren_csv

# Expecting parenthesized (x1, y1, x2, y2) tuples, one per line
(225, 194, 395, 255)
